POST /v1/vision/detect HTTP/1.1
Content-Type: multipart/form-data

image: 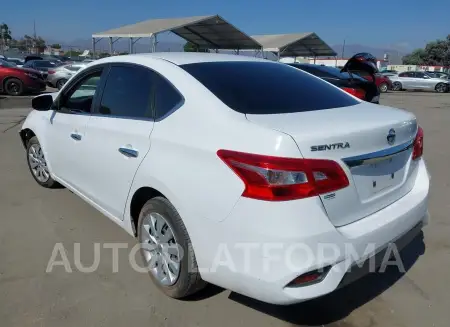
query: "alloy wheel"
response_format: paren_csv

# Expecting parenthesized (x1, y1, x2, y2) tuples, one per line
(379, 83, 388, 93)
(436, 83, 447, 93)
(392, 82, 402, 91)
(140, 212, 181, 286)
(28, 144, 50, 183)
(7, 82, 20, 95)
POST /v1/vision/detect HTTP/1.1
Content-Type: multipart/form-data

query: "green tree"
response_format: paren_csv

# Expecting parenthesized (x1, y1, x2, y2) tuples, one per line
(184, 41, 209, 53)
(0, 23, 12, 41)
(402, 49, 427, 65)
(403, 36, 450, 66)
(51, 43, 62, 49)
(1, 23, 12, 50)
(99, 52, 110, 58)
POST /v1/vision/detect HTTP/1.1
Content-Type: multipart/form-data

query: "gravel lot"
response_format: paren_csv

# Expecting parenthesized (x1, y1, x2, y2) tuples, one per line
(0, 92, 449, 327)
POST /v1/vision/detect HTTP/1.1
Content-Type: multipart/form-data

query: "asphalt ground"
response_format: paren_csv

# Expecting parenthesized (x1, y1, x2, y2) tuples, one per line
(0, 88, 57, 109)
(0, 91, 449, 327)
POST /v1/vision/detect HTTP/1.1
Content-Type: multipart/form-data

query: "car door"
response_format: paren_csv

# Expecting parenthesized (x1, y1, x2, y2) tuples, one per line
(44, 65, 108, 192)
(413, 72, 429, 89)
(398, 72, 414, 88)
(80, 63, 156, 220)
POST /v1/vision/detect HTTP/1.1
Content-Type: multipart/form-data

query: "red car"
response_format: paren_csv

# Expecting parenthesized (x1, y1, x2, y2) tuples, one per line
(0, 59, 46, 96)
(350, 70, 392, 93)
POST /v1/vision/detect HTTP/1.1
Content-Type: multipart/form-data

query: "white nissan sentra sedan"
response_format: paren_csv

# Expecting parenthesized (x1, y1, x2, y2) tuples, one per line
(20, 53, 430, 305)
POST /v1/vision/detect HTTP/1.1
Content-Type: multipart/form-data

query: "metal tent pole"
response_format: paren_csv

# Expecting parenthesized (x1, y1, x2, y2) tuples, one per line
(152, 34, 157, 53)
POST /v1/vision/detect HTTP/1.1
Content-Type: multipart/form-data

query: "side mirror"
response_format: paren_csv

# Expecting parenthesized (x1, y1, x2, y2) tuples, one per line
(423, 75, 430, 79)
(32, 94, 54, 111)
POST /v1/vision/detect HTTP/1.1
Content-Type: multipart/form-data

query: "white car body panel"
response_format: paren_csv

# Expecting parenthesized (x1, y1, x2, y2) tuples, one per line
(21, 53, 430, 305)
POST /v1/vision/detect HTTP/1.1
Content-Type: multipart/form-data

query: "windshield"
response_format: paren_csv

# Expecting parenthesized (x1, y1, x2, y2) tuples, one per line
(0, 59, 16, 68)
(181, 61, 359, 115)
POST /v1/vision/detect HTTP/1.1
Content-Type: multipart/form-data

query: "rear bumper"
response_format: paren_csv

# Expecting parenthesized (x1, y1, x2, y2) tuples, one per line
(193, 159, 430, 305)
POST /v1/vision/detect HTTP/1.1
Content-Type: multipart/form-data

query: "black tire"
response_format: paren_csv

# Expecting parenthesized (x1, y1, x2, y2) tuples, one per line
(137, 196, 206, 298)
(435, 83, 448, 93)
(26, 136, 59, 188)
(392, 81, 402, 91)
(4, 78, 24, 96)
(56, 79, 68, 90)
(379, 82, 389, 93)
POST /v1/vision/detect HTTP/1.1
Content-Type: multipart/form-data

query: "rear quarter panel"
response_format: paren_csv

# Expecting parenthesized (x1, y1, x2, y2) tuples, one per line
(124, 59, 301, 230)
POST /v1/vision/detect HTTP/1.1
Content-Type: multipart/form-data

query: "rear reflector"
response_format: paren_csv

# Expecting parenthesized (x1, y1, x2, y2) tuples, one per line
(341, 87, 366, 100)
(412, 126, 424, 160)
(217, 150, 349, 201)
(48, 70, 56, 74)
(286, 266, 331, 287)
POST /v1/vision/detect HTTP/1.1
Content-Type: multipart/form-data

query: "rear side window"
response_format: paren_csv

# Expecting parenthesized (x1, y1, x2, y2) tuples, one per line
(154, 74, 183, 120)
(414, 72, 425, 78)
(181, 62, 359, 114)
(99, 65, 153, 118)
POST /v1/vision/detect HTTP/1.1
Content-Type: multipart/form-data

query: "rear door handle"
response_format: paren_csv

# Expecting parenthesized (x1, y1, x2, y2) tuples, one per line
(70, 133, 82, 141)
(119, 147, 139, 158)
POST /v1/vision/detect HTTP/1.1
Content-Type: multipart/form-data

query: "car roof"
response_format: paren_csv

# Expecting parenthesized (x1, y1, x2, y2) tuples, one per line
(94, 52, 269, 66)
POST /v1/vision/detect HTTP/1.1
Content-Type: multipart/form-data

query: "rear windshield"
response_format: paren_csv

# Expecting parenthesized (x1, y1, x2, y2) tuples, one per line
(180, 62, 359, 115)
(35, 60, 57, 68)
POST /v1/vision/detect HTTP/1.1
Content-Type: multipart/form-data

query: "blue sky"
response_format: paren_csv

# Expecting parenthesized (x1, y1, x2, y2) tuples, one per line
(3, 0, 450, 50)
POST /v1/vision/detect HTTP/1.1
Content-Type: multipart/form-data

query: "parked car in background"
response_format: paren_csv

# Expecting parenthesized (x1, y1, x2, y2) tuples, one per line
(349, 70, 392, 93)
(0, 59, 46, 95)
(425, 71, 449, 79)
(21, 53, 429, 305)
(47, 63, 87, 89)
(390, 71, 449, 93)
(289, 63, 380, 103)
(380, 69, 398, 76)
(22, 60, 61, 80)
(50, 55, 71, 63)
(24, 55, 44, 63)
(5, 58, 24, 67)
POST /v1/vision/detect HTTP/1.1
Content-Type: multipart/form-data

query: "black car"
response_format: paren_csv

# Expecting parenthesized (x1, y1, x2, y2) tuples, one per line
(22, 60, 60, 79)
(288, 63, 380, 104)
(24, 55, 44, 63)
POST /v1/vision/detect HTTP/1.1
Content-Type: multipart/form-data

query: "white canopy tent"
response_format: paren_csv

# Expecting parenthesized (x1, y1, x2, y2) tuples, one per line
(92, 15, 262, 56)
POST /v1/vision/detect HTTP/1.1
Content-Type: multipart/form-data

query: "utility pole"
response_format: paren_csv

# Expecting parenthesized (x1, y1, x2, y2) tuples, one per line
(33, 20, 37, 54)
(341, 39, 346, 59)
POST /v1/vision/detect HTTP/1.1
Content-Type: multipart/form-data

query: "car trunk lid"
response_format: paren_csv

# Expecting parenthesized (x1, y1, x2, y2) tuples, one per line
(246, 103, 418, 226)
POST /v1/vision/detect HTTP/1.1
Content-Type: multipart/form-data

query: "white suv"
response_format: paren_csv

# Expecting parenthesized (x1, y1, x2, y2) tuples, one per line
(21, 53, 430, 305)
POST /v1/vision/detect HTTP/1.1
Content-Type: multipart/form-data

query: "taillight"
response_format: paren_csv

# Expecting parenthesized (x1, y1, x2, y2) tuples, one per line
(48, 70, 56, 74)
(341, 87, 366, 100)
(412, 126, 424, 160)
(217, 150, 349, 201)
